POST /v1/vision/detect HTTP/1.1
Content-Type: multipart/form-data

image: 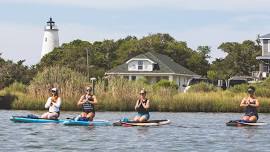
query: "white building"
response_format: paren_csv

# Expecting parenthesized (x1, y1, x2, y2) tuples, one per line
(41, 17, 59, 58)
(105, 52, 200, 91)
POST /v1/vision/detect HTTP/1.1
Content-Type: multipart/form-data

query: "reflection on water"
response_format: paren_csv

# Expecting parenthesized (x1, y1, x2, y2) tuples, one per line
(242, 127, 259, 138)
(1, 110, 270, 151)
(136, 127, 149, 135)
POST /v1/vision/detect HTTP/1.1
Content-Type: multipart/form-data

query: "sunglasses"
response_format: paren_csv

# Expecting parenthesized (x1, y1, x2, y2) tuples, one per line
(51, 90, 56, 93)
(86, 89, 91, 92)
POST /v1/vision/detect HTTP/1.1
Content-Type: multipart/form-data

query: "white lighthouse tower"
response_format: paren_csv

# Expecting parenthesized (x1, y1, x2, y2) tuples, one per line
(41, 17, 59, 58)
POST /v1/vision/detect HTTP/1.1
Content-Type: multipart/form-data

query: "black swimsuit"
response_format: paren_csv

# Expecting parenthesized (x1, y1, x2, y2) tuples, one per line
(82, 95, 95, 114)
(137, 99, 149, 115)
(244, 98, 258, 119)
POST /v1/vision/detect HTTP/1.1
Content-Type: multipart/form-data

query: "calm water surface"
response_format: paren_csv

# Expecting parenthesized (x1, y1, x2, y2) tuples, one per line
(1, 110, 270, 152)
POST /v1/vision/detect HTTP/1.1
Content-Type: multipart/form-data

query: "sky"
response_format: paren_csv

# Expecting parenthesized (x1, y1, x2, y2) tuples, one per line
(1, 0, 270, 65)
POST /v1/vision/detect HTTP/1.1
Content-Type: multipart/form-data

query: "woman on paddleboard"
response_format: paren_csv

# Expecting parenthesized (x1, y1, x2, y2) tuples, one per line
(41, 88, 61, 120)
(77, 86, 97, 121)
(133, 89, 150, 122)
(240, 86, 259, 122)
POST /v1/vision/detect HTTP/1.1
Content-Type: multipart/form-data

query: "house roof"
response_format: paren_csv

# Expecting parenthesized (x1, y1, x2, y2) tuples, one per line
(260, 33, 270, 39)
(106, 52, 199, 76)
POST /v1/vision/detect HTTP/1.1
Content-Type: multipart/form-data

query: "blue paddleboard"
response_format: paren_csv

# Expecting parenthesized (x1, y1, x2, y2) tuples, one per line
(10, 116, 65, 123)
(63, 119, 112, 126)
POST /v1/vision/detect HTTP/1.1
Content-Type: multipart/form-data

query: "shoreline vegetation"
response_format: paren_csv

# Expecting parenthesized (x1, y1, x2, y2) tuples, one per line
(1, 66, 270, 113)
(0, 34, 264, 112)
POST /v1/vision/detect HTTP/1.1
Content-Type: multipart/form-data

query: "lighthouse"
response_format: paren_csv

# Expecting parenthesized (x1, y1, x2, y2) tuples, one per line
(41, 17, 59, 58)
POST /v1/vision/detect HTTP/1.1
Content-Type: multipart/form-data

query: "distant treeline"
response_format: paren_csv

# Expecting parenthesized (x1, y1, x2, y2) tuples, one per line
(0, 33, 261, 89)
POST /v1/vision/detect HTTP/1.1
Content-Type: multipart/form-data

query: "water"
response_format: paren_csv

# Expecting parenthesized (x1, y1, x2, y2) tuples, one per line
(1, 110, 270, 152)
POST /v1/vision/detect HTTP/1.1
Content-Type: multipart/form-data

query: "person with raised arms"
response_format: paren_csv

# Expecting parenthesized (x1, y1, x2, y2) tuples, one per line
(240, 86, 259, 123)
(77, 86, 97, 121)
(41, 88, 61, 120)
(133, 89, 150, 122)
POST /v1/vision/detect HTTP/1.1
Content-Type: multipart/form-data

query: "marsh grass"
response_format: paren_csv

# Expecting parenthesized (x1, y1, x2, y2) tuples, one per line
(1, 66, 270, 112)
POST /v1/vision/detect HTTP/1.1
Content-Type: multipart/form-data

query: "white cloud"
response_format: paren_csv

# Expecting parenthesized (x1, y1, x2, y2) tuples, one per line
(1, 0, 270, 12)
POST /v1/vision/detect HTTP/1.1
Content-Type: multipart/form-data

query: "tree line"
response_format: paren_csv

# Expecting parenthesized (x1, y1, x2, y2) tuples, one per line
(0, 33, 261, 89)
(0, 53, 36, 89)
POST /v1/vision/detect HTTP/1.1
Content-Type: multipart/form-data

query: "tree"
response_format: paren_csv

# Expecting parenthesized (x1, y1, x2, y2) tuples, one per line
(187, 46, 211, 76)
(37, 34, 211, 78)
(0, 55, 37, 89)
(211, 40, 261, 78)
(207, 70, 218, 83)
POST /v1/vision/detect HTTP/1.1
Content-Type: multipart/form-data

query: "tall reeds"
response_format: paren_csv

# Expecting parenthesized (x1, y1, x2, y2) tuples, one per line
(1, 66, 270, 112)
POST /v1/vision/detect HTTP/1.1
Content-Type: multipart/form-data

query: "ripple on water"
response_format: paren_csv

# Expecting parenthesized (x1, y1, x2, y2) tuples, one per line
(2, 111, 270, 151)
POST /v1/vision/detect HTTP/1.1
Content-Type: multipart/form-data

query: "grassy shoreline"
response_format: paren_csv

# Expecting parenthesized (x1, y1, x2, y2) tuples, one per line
(1, 84, 270, 113)
(1, 66, 270, 112)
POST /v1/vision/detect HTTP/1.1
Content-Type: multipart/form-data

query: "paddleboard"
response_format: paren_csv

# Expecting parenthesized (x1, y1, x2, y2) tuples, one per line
(10, 116, 65, 123)
(63, 119, 112, 126)
(226, 120, 267, 126)
(113, 119, 171, 126)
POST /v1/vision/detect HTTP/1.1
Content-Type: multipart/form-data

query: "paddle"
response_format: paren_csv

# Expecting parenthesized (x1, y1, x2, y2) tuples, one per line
(90, 77, 96, 95)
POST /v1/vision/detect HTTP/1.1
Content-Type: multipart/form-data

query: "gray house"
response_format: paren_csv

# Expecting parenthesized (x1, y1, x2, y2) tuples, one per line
(105, 52, 199, 91)
(255, 33, 270, 79)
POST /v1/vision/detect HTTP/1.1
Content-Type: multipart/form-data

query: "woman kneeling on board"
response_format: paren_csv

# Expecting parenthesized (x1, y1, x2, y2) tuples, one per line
(41, 88, 61, 120)
(240, 86, 259, 122)
(77, 86, 97, 121)
(133, 89, 150, 122)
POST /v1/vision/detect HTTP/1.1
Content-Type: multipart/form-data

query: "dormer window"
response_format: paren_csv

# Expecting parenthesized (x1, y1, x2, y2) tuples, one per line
(126, 58, 154, 71)
(138, 61, 143, 70)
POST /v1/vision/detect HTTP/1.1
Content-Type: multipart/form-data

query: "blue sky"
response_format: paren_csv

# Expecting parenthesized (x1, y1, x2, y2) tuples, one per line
(1, 0, 270, 65)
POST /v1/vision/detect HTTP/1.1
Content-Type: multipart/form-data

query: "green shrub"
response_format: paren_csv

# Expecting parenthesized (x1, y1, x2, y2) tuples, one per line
(228, 84, 249, 93)
(227, 83, 270, 97)
(3, 82, 27, 94)
(136, 77, 150, 85)
(153, 79, 178, 90)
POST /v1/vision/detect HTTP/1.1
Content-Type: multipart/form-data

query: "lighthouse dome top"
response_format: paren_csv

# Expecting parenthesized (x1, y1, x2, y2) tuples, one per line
(45, 17, 58, 31)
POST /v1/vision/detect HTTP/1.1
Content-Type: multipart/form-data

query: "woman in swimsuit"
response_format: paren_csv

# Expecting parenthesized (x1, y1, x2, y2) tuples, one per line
(240, 86, 259, 122)
(133, 89, 150, 122)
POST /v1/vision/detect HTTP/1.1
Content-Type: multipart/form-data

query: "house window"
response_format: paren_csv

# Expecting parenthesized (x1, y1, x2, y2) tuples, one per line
(45, 37, 47, 42)
(138, 61, 143, 70)
(123, 76, 129, 80)
(131, 76, 136, 80)
(263, 65, 269, 72)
